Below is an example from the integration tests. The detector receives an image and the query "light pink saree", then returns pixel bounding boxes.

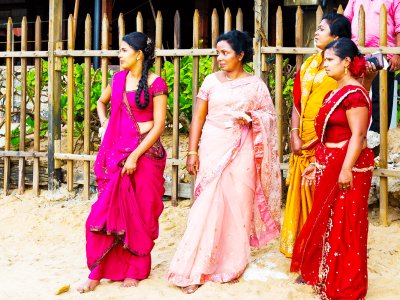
[167,73,281,286]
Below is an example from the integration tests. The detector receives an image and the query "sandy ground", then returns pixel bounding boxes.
[0,185,400,300]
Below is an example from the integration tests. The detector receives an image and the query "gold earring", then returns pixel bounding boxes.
[345,66,348,75]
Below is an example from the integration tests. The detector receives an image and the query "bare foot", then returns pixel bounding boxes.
[181,284,200,294]
[121,278,139,287]
[295,275,305,284]
[226,278,240,285]
[77,279,100,293]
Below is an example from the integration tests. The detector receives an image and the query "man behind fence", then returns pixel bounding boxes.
[344,0,400,135]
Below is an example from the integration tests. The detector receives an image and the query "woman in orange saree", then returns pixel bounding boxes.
[280,13,352,257]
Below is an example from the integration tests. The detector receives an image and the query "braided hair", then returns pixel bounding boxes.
[122,32,155,109]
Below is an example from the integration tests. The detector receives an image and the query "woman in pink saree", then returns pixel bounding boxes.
[78,32,168,292]
[167,30,282,294]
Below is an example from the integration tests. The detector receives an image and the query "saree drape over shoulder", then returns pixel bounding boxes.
[291,85,374,300]
[85,70,168,281]
[167,73,281,287]
[280,53,337,257]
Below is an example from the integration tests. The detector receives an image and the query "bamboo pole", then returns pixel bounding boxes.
[224,7,232,33]
[73,0,80,47]
[155,11,163,75]
[358,5,365,47]
[18,16,28,194]
[118,13,125,50]
[171,10,181,207]
[83,14,92,201]
[295,6,303,72]
[136,12,143,33]
[275,6,283,161]
[379,4,388,226]
[33,16,42,196]
[3,17,13,196]
[67,15,75,192]
[236,8,243,31]
[316,6,323,30]
[211,9,219,72]
[101,14,109,90]
[253,0,268,77]
[48,0,63,190]
[190,9,200,204]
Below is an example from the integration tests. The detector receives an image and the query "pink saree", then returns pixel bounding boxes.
[167,73,281,287]
[85,70,167,281]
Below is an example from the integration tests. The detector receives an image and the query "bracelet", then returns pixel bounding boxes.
[187,151,198,156]
[309,162,316,166]
[290,127,299,132]
[100,118,108,126]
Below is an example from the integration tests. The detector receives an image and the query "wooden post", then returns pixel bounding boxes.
[171,11,181,207]
[236,8,243,31]
[83,14,92,200]
[101,14,109,90]
[190,9,200,204]
[211,9,219,72]
[136,12,143,33]
[48,0,63,190]
[3,17,13,196]
[18,17,28,194]
[33,16,42,196]
[295,6,303,72]
[118,13,125,50]
[67,15,75,192]
[316,6,323,30]
[253,0,268,78]
[224,8,231,33]
[337,4,344,14]
[358,5,365,47]
[155,11,163,75]
[275,6,283,161]
[379,4,388,226]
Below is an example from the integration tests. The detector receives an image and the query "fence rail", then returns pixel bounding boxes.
[0,3,399,225]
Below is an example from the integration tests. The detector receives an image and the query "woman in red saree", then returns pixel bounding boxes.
[78,32,168,292]
[291,38,375,299]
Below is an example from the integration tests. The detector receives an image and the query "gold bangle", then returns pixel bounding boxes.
[187,151,198,155]
[290,127,299,132]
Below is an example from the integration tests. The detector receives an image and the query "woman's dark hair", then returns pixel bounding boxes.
[325,37,360,61]
[122,32,155,109]
[216,30,253,64]
[322,12,351,38]
[325,37,366,77]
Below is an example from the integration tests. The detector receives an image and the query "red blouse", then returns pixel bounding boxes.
[324,89,370,143]
[125,77,168,122]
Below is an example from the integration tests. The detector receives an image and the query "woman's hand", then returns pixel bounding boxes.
[291,133,304,156]
[186,154,199,176]
[301,164,316,186]
[338,168,353,191]
[121,152,138,176]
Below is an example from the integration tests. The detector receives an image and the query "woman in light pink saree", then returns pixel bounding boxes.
[78,32,168,293]
[167,30,282,294]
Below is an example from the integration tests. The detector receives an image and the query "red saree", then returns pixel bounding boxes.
[290,85,374,299]
[85,70,167,281]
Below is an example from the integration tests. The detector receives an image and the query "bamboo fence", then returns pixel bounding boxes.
[0,2,399,226]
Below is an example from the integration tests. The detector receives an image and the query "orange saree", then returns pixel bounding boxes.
[280,53,337,257]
